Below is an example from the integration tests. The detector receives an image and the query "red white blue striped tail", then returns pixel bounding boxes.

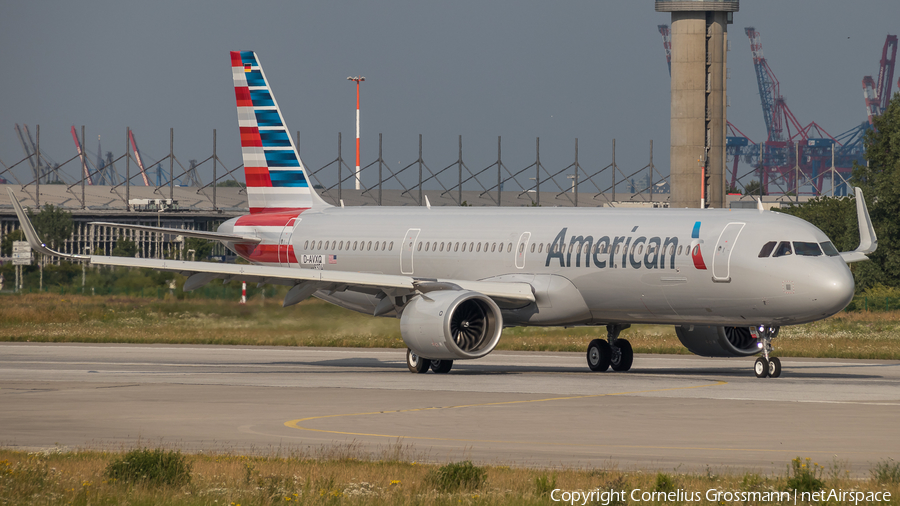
[231,51,331,214]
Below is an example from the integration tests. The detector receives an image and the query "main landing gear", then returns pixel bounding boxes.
[753,326,781,378]
[406,349,453,374]
[587,324,634,372]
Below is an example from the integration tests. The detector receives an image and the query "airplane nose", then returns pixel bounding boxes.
[815,262,855,314]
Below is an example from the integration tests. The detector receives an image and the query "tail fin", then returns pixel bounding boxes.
[231,51,331,213]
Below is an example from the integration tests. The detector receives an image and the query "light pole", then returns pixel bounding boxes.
[347,76,365,190]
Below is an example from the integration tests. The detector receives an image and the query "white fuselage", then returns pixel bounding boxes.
[220,206,854,327]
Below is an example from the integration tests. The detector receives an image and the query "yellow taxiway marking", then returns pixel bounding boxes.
[285,381,739,450]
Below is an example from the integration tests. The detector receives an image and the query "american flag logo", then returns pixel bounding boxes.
[328,254,338,264]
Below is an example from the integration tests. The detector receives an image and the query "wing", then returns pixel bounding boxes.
[7,188,534,309]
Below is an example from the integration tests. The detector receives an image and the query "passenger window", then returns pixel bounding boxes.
[491,243,497,252]
[353,241,358,251]
[758,241,777,258]
[538,243,543,253]
[637,245,643,255]
[417,242,422,251]
[821,241,840,257]
[317,241,322,249]
[455,243,459,252]
[772,241,793,257]
[476,242,482,252]
[389,241,393,251]
[507,243,512,253]
[303,240,309,249]
[439,242,444,252]
[793,242,822,256]
[469,243,474,252]
[338,241,343,250]
[530,243,535,253]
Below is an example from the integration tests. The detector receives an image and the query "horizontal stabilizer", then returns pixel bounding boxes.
[90,222,261,244]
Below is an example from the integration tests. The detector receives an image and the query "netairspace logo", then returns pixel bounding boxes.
[550,488,892,505]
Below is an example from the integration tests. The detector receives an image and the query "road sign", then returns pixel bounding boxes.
[12,241,31,265]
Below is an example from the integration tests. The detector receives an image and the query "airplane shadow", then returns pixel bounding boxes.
[256,357,895,381]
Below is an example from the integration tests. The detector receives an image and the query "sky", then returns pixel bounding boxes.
[1,1,898,193]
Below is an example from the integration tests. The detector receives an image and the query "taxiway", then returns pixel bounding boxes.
[1,343,898,474]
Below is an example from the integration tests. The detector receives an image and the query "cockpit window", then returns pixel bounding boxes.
[793,242,822,256]
[758,241,777,258]
[820,241,840,257]
[772,241,793,257]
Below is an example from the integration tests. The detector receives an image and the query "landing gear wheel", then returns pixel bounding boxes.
[610,339,633,372]
[406,349,429,374]
[754,357,769,378]
[431,359,453,374]
[587,339,611,372]
[768,357,781,378]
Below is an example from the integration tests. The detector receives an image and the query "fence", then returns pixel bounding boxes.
[2,126,670,209]
[308,134,668,207]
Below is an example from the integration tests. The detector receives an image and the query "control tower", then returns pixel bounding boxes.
[656,0,738,208]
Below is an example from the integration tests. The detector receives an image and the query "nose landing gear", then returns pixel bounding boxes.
[752,326,781,378]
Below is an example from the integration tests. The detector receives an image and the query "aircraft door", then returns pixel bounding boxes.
[400,228,420,275]
[278,218,297,267]
[515,232,531,269]
[712,222,745,282]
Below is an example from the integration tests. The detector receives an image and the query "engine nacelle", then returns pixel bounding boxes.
[675,325,761,357]
[400,290,503,360]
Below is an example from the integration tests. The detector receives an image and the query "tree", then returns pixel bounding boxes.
[851,91,900,289]
[1,229,25,256]
[216,179,244,188]
[185,238,216,261]
[112,235,138,258]
[29,204,73,251]
[742,180,765,196]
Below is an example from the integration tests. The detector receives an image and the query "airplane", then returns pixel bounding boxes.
[7,51,878,379]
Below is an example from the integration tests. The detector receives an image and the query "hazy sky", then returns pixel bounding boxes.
[2,1,897,192]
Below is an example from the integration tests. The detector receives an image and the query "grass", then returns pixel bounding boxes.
[1,447,898,505]
[2,293,900,359]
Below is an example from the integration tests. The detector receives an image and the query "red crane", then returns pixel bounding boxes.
[862,35,897,125]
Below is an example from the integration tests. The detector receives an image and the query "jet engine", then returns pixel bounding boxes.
[674,325,762,357]
[400,290,503,361]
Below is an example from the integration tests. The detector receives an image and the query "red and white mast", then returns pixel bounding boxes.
[347,76,365,190]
